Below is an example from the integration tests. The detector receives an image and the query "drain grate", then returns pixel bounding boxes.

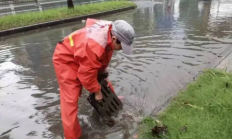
[87,79,123,121]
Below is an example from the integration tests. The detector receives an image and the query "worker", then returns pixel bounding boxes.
[52,18,135,139]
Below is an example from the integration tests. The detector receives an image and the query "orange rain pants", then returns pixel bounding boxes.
[52,18,115,139]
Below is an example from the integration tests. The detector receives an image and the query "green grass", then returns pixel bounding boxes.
[138,69,232,139]
[0,1,136,31]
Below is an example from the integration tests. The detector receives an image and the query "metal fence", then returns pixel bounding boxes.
[0,0,110,17]
[0,0,37,5]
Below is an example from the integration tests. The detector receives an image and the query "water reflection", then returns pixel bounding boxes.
[154,0,175,29]
[1,0,232,138]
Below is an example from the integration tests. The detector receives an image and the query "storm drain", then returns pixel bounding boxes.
[87,79,123,121]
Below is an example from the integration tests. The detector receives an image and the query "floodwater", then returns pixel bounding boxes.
[1,0,232,138]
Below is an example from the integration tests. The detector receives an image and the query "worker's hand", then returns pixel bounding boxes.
[104,77,111,87]
[104,77,115,93]
[95,90,103,102]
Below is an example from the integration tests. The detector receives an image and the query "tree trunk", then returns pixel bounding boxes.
[67,0,74,9]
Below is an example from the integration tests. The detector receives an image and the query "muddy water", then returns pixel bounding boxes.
[1,0,232,139]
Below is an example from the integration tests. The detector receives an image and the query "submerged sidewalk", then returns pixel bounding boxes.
[216,51,232,72]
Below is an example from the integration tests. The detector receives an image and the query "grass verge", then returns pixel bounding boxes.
[0,1,136,31]
[138,69,232,139]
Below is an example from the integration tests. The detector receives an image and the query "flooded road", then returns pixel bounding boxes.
[1,0,232,138]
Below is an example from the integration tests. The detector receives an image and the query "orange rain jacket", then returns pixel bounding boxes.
[53,18,115,139]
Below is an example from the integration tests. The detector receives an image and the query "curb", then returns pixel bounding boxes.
[208,44,232,69]
[0,6,136,37]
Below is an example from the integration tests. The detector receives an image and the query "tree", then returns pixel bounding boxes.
[67,0,74,9]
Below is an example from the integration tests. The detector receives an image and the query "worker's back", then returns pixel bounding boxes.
[53,18,114,73]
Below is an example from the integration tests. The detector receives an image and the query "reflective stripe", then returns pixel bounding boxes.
[69,35,74,47]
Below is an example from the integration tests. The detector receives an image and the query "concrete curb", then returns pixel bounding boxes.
[208,44,232,69]
[0,6,136,37]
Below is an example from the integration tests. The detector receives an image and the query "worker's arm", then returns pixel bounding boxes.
[98,68,115,93]
[99,67,108,74]
[75,45,102,93]
[97,50,115,93]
